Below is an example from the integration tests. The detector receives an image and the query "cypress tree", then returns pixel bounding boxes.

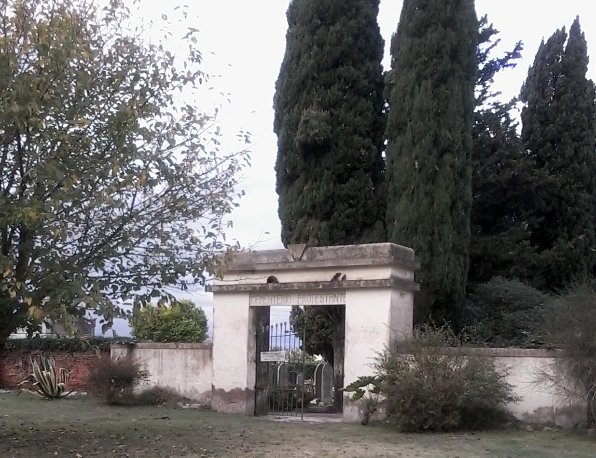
[520,18,596,290]
[274,0,386,247]
[273,0,385,410]
[385,0,478,322]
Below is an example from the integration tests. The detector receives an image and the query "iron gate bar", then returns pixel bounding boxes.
[255,321,307,419]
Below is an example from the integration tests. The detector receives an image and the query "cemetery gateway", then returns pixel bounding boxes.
[210,243,419,421]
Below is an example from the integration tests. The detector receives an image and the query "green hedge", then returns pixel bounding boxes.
[3,336,133,353]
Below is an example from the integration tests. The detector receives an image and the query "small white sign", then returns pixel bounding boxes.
[260,351,287,362]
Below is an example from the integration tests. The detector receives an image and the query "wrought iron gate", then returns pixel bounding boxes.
[255,322,309,418]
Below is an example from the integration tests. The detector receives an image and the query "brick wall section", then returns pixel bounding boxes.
[0,349,109,391]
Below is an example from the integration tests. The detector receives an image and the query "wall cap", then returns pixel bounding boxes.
[111,342,213,350]
[394,346,562,358]
[222,243,420,273]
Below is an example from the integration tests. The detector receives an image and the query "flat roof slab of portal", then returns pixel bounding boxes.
[224,243,420,272]
[211,278,419,294]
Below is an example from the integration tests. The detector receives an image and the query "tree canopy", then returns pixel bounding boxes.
[0,0,248,344]
[385,0,478,322]
[520,17,596,291]
[274,0,386,247]
[468,18,535,285]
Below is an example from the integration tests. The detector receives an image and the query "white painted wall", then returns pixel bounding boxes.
[111,343,212,405]
[211,292,255,414]
[491,351,585,427]
[109,343,586,427]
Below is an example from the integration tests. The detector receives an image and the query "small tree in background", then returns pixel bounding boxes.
[541,283,596,428]
[131,300,208,343]
[459,278,548,348]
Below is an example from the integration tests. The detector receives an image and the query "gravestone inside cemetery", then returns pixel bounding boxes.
[314,363,324,401]
[321,363,334,406]
[277,363,288,388]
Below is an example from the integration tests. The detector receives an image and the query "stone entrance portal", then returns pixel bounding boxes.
[211,243,418,421]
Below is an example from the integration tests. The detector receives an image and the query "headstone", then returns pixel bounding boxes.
[321,363,333,405]
[296,373,304,385]
[277,362,289,388]
[314,363,324,399]
[288,371,298,385]
[269,365,277,385]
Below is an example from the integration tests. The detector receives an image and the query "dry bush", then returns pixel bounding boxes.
[87,357,148,405]
[541,283,596,427]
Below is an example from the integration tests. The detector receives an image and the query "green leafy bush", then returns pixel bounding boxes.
[87,357,148,405]
[541,283,596,427]
[19,355,71,399]
[130,300,208,343]
[460,277,549,347]
[376,325,518,432]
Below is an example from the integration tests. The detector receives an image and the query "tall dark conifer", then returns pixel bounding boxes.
[385,0,478,322]
[469,19,535,285]
[274,0,385,247]
[273,0,385,410]
[520,18,596,290]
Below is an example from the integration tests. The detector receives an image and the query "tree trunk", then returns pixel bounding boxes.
[0,296,26,348]
[332,307,345,412]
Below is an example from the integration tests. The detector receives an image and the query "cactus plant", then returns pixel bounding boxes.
[19,355,72,399]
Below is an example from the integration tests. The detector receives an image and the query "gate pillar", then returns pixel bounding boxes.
[211,292,266,414]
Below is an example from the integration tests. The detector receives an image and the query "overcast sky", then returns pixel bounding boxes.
[107,0,596,336]
[192,0,596,254]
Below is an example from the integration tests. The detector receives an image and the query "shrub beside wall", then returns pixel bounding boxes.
[374,325,519,431]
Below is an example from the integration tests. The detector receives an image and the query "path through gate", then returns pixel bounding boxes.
[255,322,310,418]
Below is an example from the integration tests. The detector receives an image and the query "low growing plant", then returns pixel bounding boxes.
[344,375,382,425]
[19,355,72,399]
[87,357,148,405]
[375,324,518,432]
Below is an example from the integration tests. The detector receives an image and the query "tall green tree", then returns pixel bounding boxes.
[385,0,478,322]
[0,0,248,345]
[274,0,385,409]
[520,17,596,291]
[469,19,536,285]
[274,0,386,246]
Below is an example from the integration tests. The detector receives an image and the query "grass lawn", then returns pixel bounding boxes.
[0,392,594,457]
